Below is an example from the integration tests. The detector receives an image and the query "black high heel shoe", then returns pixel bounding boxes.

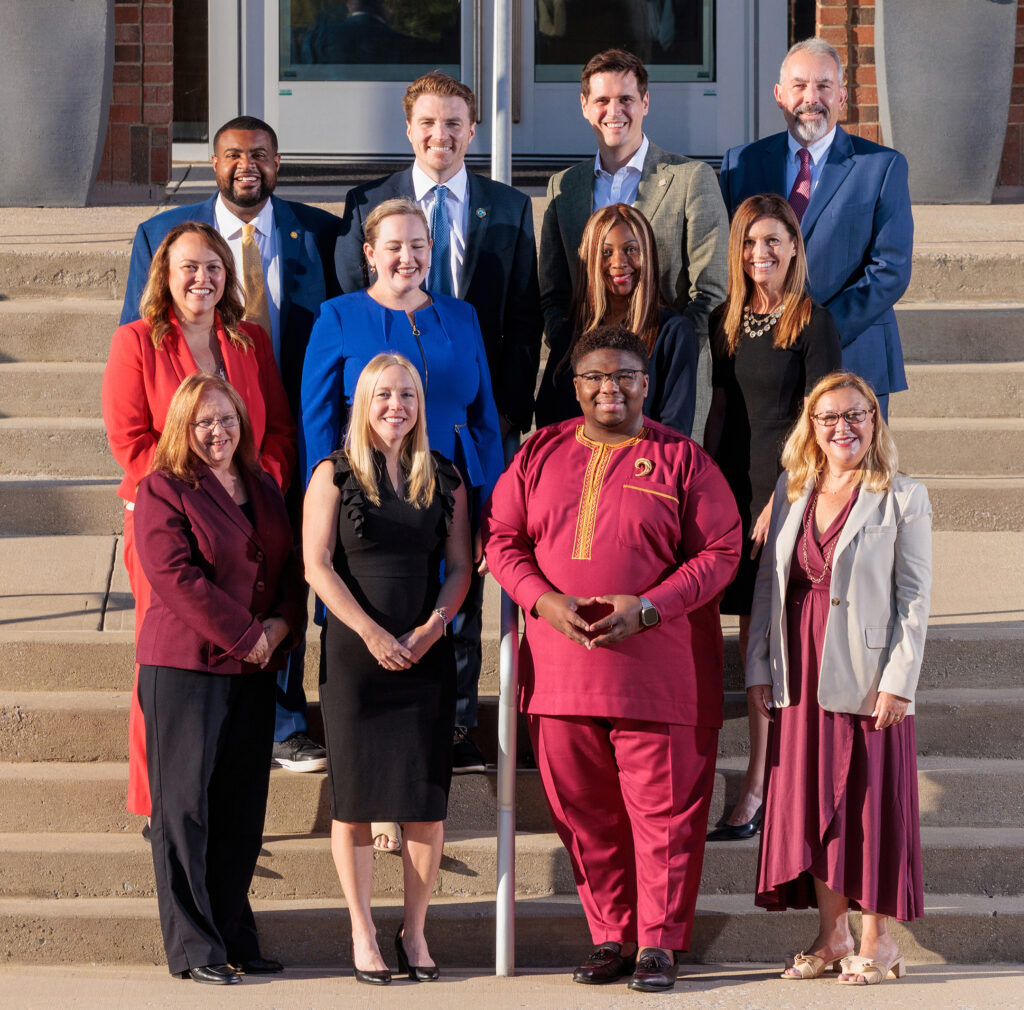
[351,945,391,986]
[706,804,763,841]
[395,924,440,982]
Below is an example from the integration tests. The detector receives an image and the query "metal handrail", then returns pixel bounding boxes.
[494,589,519,975]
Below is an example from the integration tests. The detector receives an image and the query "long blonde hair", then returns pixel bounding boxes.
[138,222,251,353]
[717,194,813,356]
[152,373,258,486]
[570,203,662,355]
[344,353,435,508]
[781,371,898,501]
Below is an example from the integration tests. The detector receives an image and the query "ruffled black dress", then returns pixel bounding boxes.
[319,449,461,822]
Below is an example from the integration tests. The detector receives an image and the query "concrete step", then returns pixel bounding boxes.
[895,363,1024,418]
[0,252,128,300]
[906,249,1024,303]
[896,302,1024,364]
[0,418,116,477]
[0,362,104,418]
[2,755,1018,839]
[0,478,123,536]
[3,472,1022,539]
[5,687,1022,764]
[1,892,1021,966]
[3,826,1022,902]
[0,298,118,364]
[3,414,1021,482]
[889,417,1024,475]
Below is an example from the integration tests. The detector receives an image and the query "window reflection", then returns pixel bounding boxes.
[536,0,714,82]
[281,0,460,82]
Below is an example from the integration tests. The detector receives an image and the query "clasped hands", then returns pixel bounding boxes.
[244,615,290,668]
[363,612,446,671]
[534,591,643,649]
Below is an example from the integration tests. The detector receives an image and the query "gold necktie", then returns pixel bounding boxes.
[241,223,272,337]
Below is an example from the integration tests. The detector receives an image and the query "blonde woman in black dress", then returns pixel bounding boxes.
[303,352,472,985]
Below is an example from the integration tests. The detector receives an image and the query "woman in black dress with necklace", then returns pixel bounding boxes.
[704,194,841,841]
[303,352,472,985]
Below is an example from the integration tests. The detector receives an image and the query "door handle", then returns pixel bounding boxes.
[473,0,484,123]
[512,0,521,123]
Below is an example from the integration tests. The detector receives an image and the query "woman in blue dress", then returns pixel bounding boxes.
[300,197,503,504]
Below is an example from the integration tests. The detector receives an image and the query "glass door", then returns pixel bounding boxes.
[257,0,784,159]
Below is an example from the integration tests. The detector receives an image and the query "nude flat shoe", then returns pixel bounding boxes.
[371,821,402,853]
[781,949,851,979]
[836,953,906,985]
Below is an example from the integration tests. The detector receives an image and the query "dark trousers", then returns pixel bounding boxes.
[139,664,275,975]
[274,646,309,741]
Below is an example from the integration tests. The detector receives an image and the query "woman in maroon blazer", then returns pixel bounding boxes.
[133,373,305,985]
[102,221,295,818]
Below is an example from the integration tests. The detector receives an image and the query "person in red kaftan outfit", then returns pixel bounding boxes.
[483,324,741,993]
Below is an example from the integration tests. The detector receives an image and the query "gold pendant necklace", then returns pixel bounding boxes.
[742,303,785,338]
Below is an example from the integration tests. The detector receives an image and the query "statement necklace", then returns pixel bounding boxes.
[800,489,837,584]
[742,303,785,338]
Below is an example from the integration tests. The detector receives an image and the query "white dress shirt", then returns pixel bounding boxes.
[412,163,469,295]
[784,126,837,201]
[593,135,650,210]
[214,195,282,361]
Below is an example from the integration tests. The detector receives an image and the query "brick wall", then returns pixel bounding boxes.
[816,0,1024,187]
[94,0,173,192]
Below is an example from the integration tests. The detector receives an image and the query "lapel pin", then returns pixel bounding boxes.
[289,231,298,239]
[476,207,487,218]
[658,179,667,187]
[634,458,654,477]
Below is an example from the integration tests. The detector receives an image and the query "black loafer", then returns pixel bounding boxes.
[628,948,678,992]
[572,942,637,984]
[232,956,283,974]
[178,963,241,985]
[706,805,763,841]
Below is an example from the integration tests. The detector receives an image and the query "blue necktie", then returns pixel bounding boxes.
[428,184,452,296]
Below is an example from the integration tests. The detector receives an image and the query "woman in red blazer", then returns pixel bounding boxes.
[101,222,295,818]
[134,373,305,985]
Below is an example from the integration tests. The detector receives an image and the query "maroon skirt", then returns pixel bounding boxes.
[755,490,924,921]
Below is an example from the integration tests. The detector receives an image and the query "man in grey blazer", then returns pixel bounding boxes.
[538,49,729,444]
[335,72,543,773]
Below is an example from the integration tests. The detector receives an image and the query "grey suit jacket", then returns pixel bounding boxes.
[747,472,932,715]
[539,141,729,443]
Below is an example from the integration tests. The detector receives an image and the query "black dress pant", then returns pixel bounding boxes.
[139,664,275,975]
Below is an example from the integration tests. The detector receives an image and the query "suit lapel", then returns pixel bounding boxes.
[562,162,596,266]
[634,143,672,223]
[460,172,489,298]
[196,467,256,541]
[271,195,300,334]
[762,132,790,200]
[801,127,855,238]
[774,485,811,585]
[832,483,882,564]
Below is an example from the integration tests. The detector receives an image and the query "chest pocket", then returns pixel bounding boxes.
[617,481,681,552]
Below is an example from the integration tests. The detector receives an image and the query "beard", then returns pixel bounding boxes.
[223,173,274,208]
[789,103,831,144]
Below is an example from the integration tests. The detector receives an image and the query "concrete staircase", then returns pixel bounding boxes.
[1,201,1023,969]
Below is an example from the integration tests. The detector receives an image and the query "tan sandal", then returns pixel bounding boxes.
[371,821,402,853]
[781,950,850,979]
[837,953,906,985]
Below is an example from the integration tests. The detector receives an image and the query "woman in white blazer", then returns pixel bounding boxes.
[747,371,931,987]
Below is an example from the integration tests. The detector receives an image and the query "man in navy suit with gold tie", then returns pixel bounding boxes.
[719,38,913,421]
[335,72,543,775]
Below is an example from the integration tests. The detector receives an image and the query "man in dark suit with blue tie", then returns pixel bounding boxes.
[120,115,343,773]
[719,38,913,420]
[336,72,543,774]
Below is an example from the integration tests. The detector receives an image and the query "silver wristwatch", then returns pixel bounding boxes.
[639,596,660,629]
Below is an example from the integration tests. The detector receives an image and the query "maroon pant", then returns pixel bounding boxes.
[528,713,717,951]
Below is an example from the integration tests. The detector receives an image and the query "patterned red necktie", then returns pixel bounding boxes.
[788,147,812,222]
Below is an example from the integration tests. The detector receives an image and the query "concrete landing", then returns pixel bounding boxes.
[1,962,1021,1010]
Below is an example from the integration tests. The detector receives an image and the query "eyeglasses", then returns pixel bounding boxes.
[191,413,239,432]
[810,407,875,427]
[573,369,647,389]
